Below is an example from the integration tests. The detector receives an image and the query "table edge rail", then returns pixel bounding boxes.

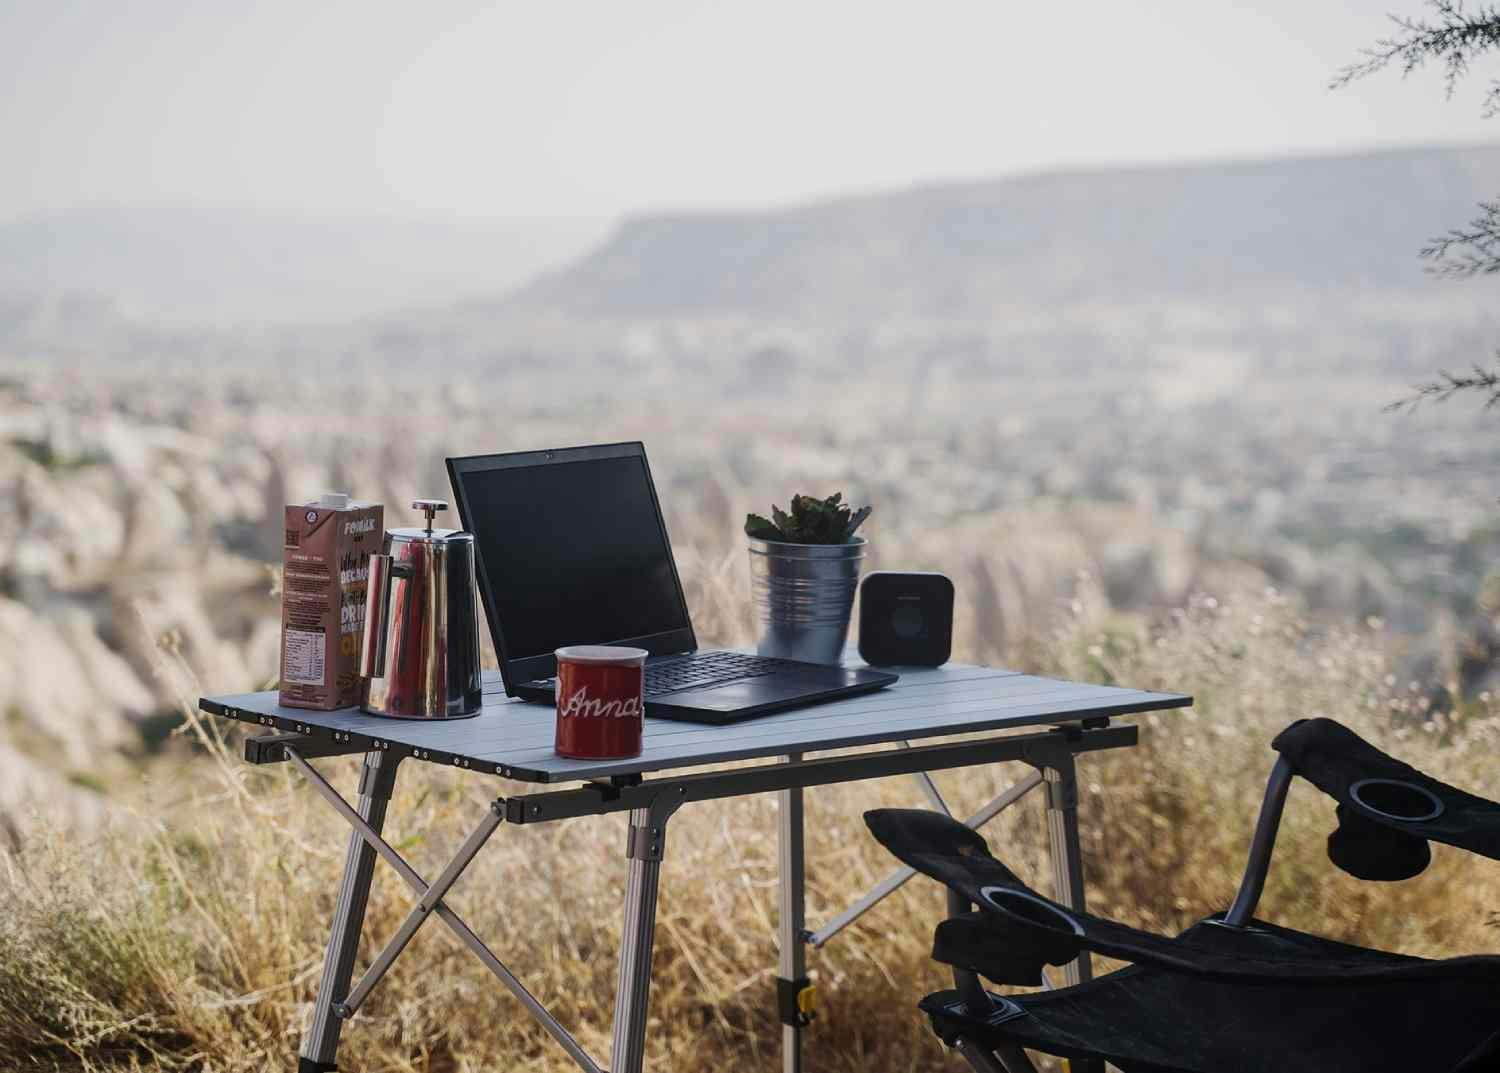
[200,691,1189,785]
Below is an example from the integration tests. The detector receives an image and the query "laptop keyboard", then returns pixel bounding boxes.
[528,651,800,697]
[644,652,797,696]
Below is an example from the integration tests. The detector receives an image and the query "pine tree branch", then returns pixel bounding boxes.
[1421,199,1500,275]
[1338,4,1500,417]
[1336,6,1500,275]
[1332,1,1500,115]
[1386,355,1500,410]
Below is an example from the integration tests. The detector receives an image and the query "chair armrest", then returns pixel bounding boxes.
[864,807,1496,986]
[1273,718,1500,878]
[933,910,1076,986]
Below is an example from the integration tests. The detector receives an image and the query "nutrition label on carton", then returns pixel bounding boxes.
[280,498,383,709]
[283,627,327,686]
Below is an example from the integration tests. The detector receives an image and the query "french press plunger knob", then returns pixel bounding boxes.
[412,498,448,533]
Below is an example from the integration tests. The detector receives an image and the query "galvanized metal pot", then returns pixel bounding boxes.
[749,536,866,665]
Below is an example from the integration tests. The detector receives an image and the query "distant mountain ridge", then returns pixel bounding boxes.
[508,144,1500,320]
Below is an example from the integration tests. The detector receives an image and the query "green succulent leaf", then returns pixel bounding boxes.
[744,513,785,541]
[748,492,872,544]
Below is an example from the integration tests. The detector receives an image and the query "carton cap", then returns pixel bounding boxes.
[318,492,350,508]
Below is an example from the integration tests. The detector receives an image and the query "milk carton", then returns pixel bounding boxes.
[279,493,384,710]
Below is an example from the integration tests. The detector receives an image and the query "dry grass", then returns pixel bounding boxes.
[3,577,1500,1072]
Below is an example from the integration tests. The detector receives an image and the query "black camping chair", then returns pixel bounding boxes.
[865,718,1500,1073]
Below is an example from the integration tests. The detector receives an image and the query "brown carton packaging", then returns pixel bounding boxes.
[280,494,384,710]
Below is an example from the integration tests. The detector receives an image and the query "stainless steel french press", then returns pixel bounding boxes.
[358,499,482,719]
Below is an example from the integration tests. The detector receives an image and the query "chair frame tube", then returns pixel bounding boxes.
[1223,756,1294,927]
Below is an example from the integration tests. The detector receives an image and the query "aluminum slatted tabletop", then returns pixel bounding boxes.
[201,662,1190,1073]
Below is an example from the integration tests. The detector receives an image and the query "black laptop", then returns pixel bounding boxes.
[446,442,898,724]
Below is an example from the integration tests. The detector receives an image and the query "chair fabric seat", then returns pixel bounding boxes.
[922,917,1500,1073]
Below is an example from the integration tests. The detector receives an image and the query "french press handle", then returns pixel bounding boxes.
[412,499,448,532]
[359,552,392,680]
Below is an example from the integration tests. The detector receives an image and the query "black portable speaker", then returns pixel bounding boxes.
[858,571,954,667]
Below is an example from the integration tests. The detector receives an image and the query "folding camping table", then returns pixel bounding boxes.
[200,662,1189,1073]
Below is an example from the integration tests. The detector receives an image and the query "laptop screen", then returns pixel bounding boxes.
[452,448,692,668]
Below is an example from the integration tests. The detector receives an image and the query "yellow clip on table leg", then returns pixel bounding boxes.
[797,984,818,1021]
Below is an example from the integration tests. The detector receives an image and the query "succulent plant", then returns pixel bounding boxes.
[745,492,871,545]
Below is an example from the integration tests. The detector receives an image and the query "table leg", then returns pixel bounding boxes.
[1041,749,1091,986]
[299,749,402,1073]
[777,754,807,1073]
[1044,750,1109,1073]
[611,807,665,1073]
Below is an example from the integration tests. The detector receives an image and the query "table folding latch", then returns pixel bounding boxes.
[587,773,644,802]
[244,732,364,766]
[626,819,668,861]
[776,975,817,1027]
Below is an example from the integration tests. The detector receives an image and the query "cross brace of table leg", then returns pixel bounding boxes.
[900,742,956,818]
[284,748,606,1073]
[804,769,1045,948]
[338,799,505,1016]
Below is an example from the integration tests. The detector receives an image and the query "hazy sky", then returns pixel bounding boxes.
[3,0,1497,231]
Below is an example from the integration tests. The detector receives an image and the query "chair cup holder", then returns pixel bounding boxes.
[980,886,1086,936]
[1349,778,1444,823]
[1327,800,1432,881]
[968,885,1086,982]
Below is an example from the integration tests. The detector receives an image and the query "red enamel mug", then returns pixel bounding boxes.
[554,645,649,759]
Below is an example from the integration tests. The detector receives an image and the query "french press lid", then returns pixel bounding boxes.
[388,499,473,545]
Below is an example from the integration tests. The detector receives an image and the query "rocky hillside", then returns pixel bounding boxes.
[507,144,1500,319]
